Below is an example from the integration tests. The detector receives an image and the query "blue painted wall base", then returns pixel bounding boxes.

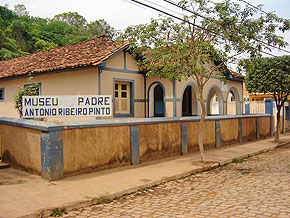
[181,123,188,155]
[41,131,63,181]
[215,120,221,148]
[130,126,140,165]
[238,119,243,143]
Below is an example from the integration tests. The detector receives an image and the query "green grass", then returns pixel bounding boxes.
[51,208,67,217]
[232,158,245,163]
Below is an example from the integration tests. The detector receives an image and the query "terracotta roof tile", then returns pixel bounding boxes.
[0,36,129,79]
[228,68,244,79]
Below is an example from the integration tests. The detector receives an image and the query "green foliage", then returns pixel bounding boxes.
[117,0,289,161]
[0,5,116,61]
[51,208,67,217]
[14,4,29,17]
[87,19,116,39]
[52,12,87,28]
[242,55,290,141]
[13,77,40,118]
[243,56,290,97]
[232,158,244,163]
[119,1,289,85]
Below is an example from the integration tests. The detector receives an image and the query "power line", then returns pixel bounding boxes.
[129,0,206,32]
[123,0,161,16]
[163,0,290,55]
[144,0,185,18]
[128,0,276,57]
[163,0,206,19]
[238,0,269,15]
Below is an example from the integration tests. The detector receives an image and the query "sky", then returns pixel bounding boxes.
[1,0,290,57]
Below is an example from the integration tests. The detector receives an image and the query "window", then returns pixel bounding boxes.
[24,83,41,95]
[115,81,130,114]
[0,88,4,102]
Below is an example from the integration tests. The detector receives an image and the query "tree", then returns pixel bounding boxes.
[87,19,116,39]
[52,12,87,29]
[118,0,289,161]
[242,55,290,142]
[14,4,29,17]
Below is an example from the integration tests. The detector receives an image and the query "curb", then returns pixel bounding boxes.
[20,141,290,218]
[22,163,219,218]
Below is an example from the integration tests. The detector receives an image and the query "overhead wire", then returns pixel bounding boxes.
[238,0,269,15]
[123,0,161,16]
[128,0,277,57]
[162,0,290,55]
[144,0,185,18]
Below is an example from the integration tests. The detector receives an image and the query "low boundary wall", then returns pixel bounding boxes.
[0,114,272,181]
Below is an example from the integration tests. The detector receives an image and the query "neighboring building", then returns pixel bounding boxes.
[0,36,244,121]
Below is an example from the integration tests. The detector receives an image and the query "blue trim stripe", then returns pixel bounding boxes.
[0,114,272,131]
[102,67,142,74]
[144,74,147,118]
[104,45,130,63]
[270,116,274,137]
[256,118,260,139]
[130,126,140,165]
[181,123,188,155]
[134,99,146,102]
[173,80,176,117]
[215,120,221,147]
[238,119,243,143]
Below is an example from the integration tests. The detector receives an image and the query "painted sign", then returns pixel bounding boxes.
[22,95,112,118]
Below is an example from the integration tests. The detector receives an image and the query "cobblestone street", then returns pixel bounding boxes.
[57,144,290,218]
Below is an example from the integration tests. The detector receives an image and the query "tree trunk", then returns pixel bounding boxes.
[198,98,206,162]
[275,108,281,142]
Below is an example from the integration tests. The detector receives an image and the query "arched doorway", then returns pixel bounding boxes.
[207,85,224,115]
[226,87,241,115]
[148,82,166,117]
[181,83,200,116]
[154,85,165,117]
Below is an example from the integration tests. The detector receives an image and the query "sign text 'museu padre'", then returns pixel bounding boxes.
[22,95,112,118]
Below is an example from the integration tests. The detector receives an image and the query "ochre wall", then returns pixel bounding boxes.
[0,115,272,178]
[187,120,215,152]
[101,70,145,118]
[259,116,270,138]
[62,126,131,176]
[242,117,257,141]
[138,122,182,163]
[220,119,239,145]
[0,124,41,174]
[0,68,99,121]
[0,48,244,121]
[0,51,146,120]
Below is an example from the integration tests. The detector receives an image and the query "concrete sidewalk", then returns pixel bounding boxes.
[1,134,290,218]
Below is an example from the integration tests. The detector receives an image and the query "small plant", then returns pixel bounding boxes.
[51,208,67,217]
[232,158,244,163]
[13,77,39,118]
[96,198,113,204]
